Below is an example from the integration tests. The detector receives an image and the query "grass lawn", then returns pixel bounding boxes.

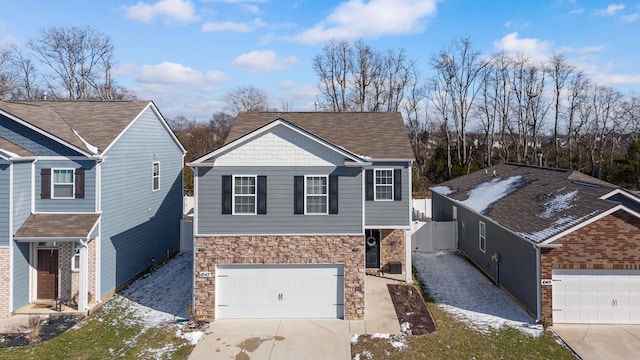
[0,300,194,360]
[352,284,576,360]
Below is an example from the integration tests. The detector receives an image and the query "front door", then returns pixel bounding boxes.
[37,249,58,299]
[365,229,380,268]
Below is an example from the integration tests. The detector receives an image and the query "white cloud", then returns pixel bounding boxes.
[493,32,553,61]
[230,50,298,73]
[605,3,625,15]
[136,62,229,84]
[293,0,438,44]
[621,13,640,22]
[201,18,266,32]
[569,7,585,15]
[592,73,640,85]
[124,0,199,24]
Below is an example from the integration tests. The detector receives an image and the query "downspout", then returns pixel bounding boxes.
[405,161,413,282]
[534,243,542,322]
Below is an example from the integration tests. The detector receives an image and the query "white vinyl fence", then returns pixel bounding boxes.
[411,221,457,252]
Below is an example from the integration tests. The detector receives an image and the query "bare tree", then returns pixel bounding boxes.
[28,26,118,100]
[547,54,574,167]
[0,44,17,99]
[224,86,270,115]
[313,39,352,111]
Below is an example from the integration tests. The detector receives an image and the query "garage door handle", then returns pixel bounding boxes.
[278,293,283,301]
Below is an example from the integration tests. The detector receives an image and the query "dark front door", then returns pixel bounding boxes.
[37,249,58,299]
[365,229,380,268]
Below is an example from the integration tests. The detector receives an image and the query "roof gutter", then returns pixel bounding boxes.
[13,236,89,243]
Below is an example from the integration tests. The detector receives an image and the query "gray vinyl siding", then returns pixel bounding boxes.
[0,115,81,156]
[99,107,183,298]
[35,160,96,212]
[12,162,32,232]
[364,162,410,227]
[607,192,640,213]
[197,166,362,235]
[12,241,30,310]
[0,164,8,246]
[433,192,538,317]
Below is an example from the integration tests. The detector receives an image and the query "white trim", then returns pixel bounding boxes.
[373,168,394,201]
[599,188,640,203]
[539,204,640,245]
[194,167,199,239]
[304,175,329,215]
[31,160,36,213]
[34,156,102,161]
[479,221,486,253]
[72,242,81,271]
[152,161,160,192]
[362,169,366,235]
[96,159,102,212]
[232,175,257,215]
[8,163,14,312]
[195,232,365,237]
[0,109,93,157]
[95,234,101,301]
[189,119,367,165]
[364,225,412,230]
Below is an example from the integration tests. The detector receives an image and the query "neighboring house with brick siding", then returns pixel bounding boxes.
[188,112,415,321]
[0,100,185,319]
[431,163,640,326]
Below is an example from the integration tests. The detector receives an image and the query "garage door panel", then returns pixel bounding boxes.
[553,270,640,324]
[216,264,345,319]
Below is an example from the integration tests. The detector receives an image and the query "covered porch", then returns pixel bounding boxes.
[13,213,101,314]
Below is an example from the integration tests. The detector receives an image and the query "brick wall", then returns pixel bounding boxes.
[58,242,73,302]
[540,210,640,325]
[380,229,405,273]
[194,235,365,322]
[0,247,10,318]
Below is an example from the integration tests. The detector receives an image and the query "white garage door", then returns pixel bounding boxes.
[216,264,345,319]
[552,270,640,324]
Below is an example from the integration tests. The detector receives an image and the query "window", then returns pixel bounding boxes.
[152,162,160,191]
[305,176,328,214]
[479,221,486,253]
[375,169,394,200]
[52,169,74,198]
[72,242,81,270]
[233,176,256,214]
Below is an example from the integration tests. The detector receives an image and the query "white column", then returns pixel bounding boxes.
[78,241,89,311]
[405,229,412,283]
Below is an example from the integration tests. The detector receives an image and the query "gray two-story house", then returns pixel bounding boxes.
[0,100,185,318]
[189,112,414,321]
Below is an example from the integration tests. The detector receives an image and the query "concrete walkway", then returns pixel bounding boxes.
[188,275,403,360]
[553,324,640,360]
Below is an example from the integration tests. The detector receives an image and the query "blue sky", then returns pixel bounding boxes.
[1,0,638,121]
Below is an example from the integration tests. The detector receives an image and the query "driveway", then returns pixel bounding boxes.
[553,324,640,360]
[189,275,402,360]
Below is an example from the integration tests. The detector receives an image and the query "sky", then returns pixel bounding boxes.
[1,0,639,121]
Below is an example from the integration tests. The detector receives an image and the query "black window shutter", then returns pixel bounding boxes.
[394,169,402,201]
[365,169,374,201]
[41,168,51,199]
[257,175,267,215]
[329,175,338,214]
[293,176,304,214]
[221,175,232,214]
[75,168,85,199]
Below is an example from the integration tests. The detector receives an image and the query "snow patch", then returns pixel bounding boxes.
[350,334,359,344]
[431,186,453,195]
[539,190,578,218]
[519,211,598,243]
[72,129,99,154]
[459,176,523,214]
[371,333,390,339]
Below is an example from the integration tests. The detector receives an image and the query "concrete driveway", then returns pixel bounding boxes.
[553,324,640,360]
[188,275,402,360]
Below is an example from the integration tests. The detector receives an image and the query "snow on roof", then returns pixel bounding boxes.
[431,186,453,195]
[538,190,577,219]
[459,176,523,214]
[518,211,599,243]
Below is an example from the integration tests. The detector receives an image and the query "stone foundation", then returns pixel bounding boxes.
[0,247,10,318]
[380,229,406,273]
[194,235,365,322]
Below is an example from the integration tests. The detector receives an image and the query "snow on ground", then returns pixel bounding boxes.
[98,251,203,346]
[413,250,543,337]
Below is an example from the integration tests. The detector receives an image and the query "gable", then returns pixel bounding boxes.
[215,124,347,166]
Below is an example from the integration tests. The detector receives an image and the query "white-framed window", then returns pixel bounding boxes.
[152,162,160,191]
[52,168,74,199]
[305,175,328,214]
[479,221,486,253]
[233,175,256,214]
[374,168,394,200]
[72,242,81,270]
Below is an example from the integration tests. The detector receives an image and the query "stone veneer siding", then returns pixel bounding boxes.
[540,210,640,326]
[380,229,405,273]
[58,239,98,306]
[194,235,365,322]
[0,247,10,318]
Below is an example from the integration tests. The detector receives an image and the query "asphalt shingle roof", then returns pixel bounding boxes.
[225,112,415,160]
[0,136,33,157]
[0,100,151,154]
[14,213,101,239]
[432,163,623,243]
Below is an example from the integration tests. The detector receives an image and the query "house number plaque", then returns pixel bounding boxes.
[199,271,212,278]
[541,279,553,286]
